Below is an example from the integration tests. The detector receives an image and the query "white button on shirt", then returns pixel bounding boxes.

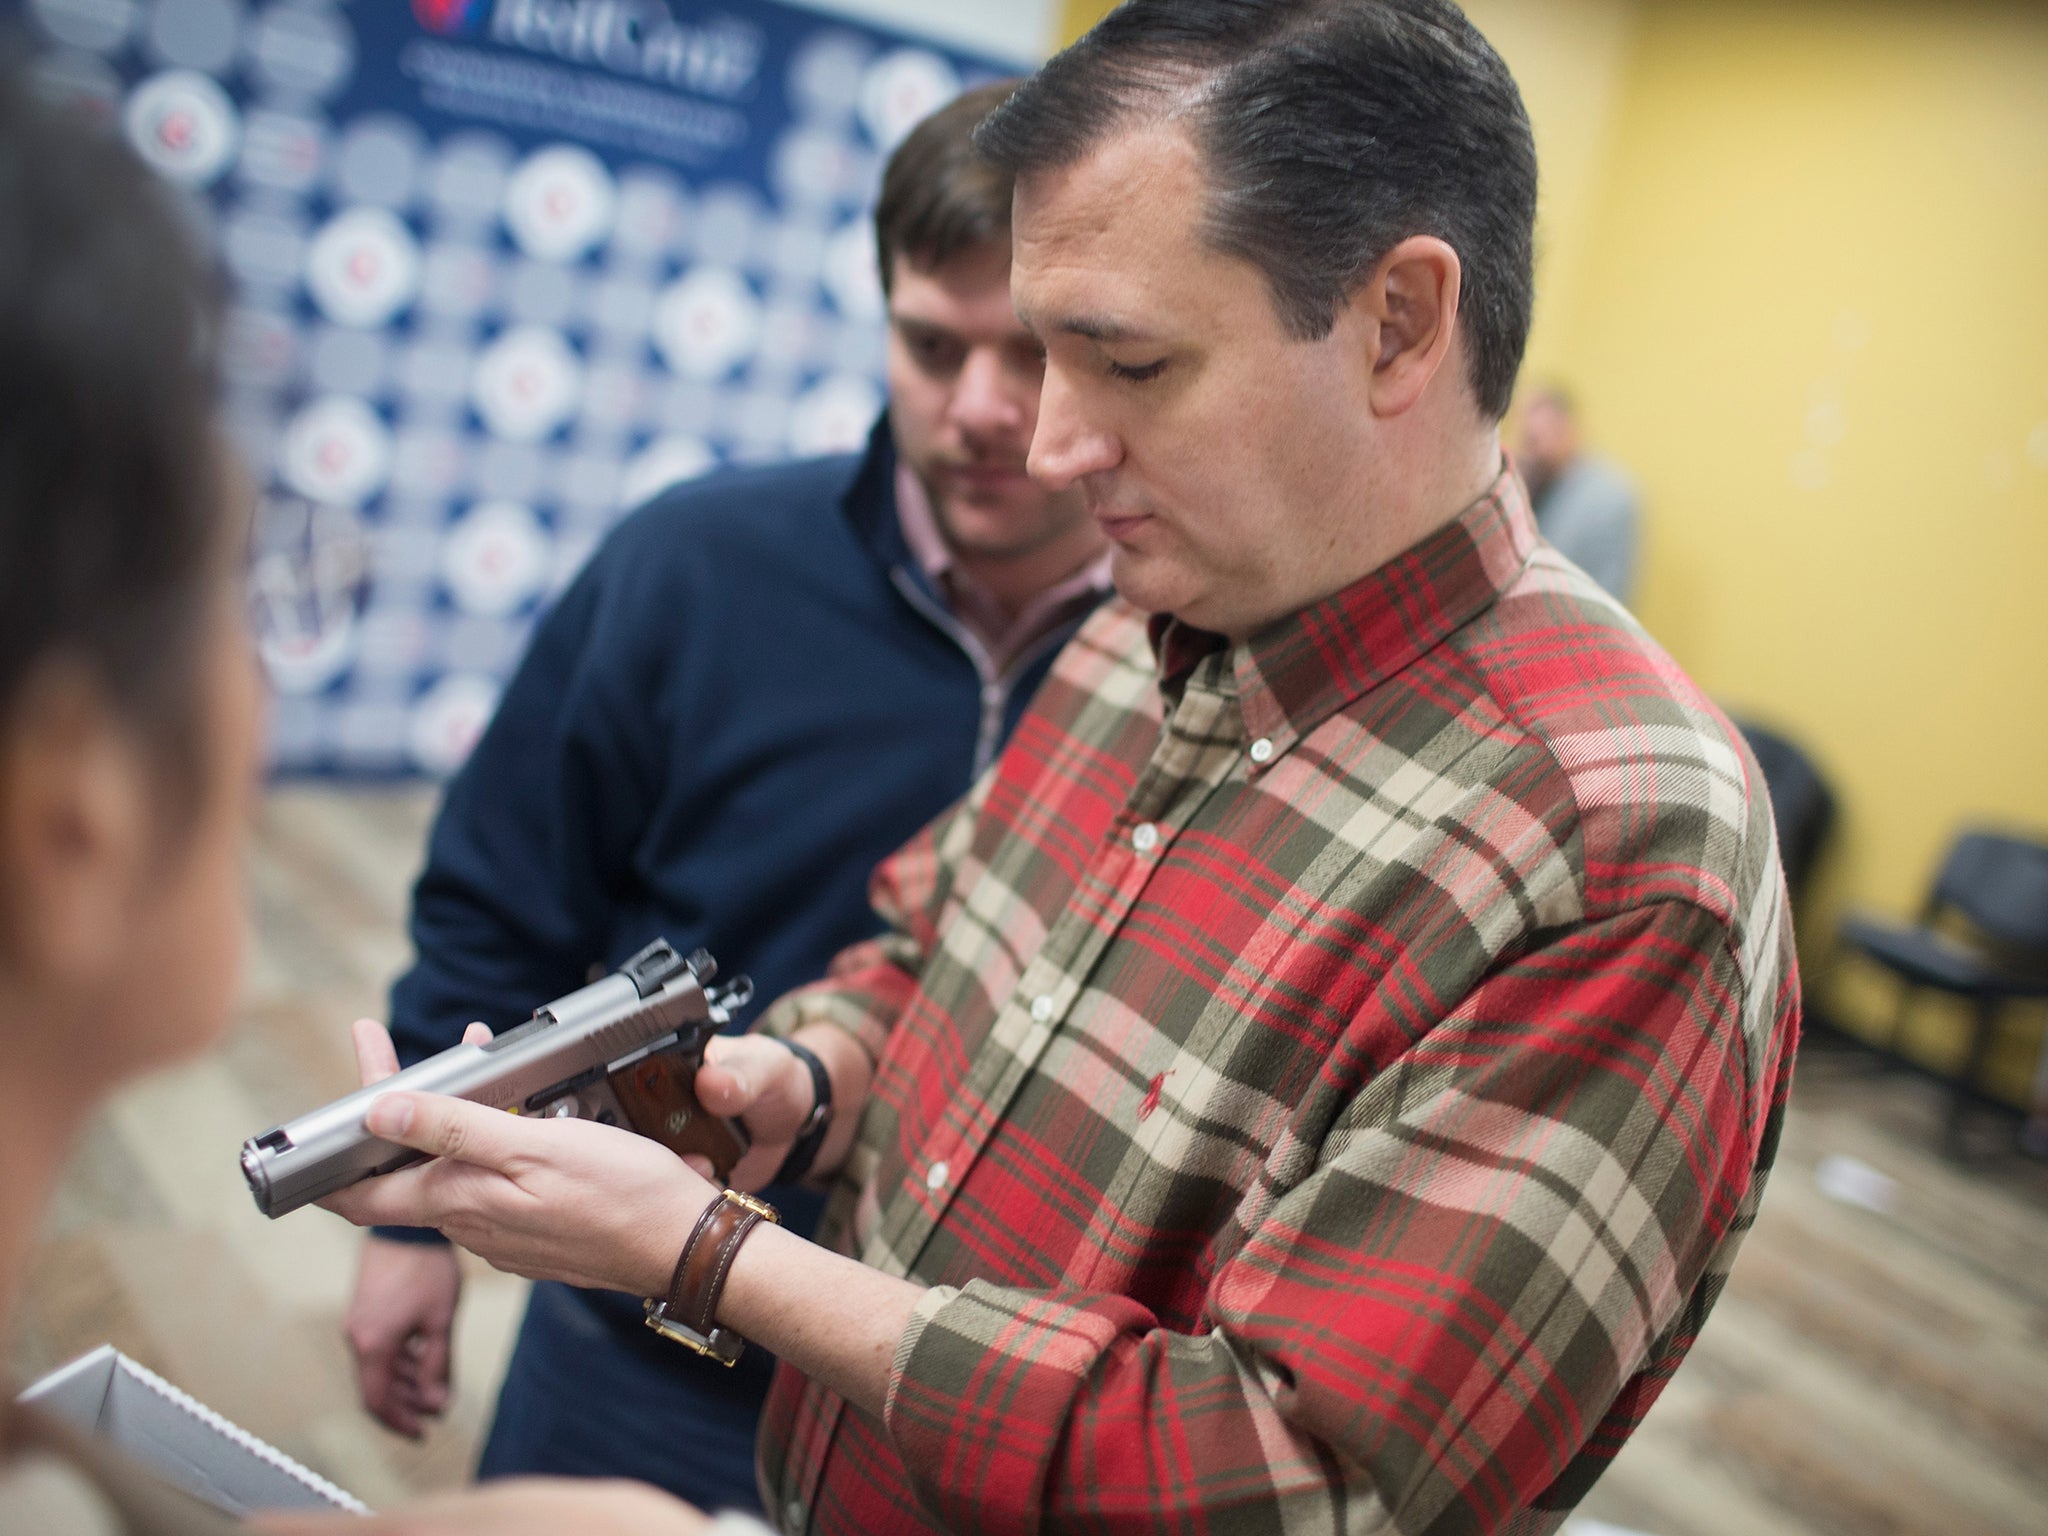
[926,1160,950,1193]
[1132,822,1160,853]
[1249,737,1275,764]
[1030,994,1054,1023]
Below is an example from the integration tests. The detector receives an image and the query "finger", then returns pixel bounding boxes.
[319,1157,445,1229]
[351,1018,403,1087]
[360,1348,423,1438]
[364,1091,529,1169]
[415,1319,454,1414]
[461,1020,494,1047]
[349,1337,400,1429]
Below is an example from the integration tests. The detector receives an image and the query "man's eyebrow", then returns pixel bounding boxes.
[1059,314,1150,344]
[1016,310,1152,345]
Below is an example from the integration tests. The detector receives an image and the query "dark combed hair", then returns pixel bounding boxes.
[874,78,1020,294]
[0,58,225,773]
[976,0,1538,420]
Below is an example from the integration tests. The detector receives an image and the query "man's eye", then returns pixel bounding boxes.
[1107,358,1167,383]
[905,333,964,372]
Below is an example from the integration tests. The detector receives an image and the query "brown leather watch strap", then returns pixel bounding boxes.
[644,1190,778,1364]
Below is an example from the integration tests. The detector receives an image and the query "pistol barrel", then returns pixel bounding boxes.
[240,941,720,1218]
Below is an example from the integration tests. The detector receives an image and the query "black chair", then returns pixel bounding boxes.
[1838,829,2048,1148]
[1732,717,1836,905]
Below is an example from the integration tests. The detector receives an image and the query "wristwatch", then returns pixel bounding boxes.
[771,1038,834,1187]
[644,1188,779,1365]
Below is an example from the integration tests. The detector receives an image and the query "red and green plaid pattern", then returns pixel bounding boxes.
[757,471,1799,1536]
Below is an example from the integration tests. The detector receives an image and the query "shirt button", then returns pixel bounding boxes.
[1030,994,1054,1023]
[926,1160,950,1193]
[1132,821,1160,853]
[1249,737,1275,764]
[785,1499,804,1532]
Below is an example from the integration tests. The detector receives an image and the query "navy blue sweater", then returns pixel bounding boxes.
[390,424,1086,1066]
[387,423,1094,1282]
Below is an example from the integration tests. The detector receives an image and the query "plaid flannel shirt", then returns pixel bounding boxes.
[756,469,1799,1536]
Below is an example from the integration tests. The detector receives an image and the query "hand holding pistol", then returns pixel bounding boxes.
[240,939,752,1219]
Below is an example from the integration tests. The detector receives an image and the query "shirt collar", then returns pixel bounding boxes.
[1148,466,1537,756]
[894,461,957,587]
[896,461,1116,677]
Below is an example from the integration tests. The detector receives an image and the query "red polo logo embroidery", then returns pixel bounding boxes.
[1139,1073,1169,1121]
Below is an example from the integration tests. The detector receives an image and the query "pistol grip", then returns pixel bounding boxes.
[608,1051,749,1183]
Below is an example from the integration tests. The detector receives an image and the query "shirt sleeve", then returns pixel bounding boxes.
[757,777,987,1067]
[880,897,1780,1536]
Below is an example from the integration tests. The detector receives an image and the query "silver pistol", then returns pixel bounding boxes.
[240,939,752,1219]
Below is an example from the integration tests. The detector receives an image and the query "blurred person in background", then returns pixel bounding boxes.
[1516,384,1639,603]
[342,80,1109,1516]
[0,59,256,1533]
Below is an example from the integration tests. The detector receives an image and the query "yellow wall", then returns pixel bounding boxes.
[1053,1,2048,1096]
[1550,1,2048,1091]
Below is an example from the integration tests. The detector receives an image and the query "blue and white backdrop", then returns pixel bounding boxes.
[3,0,1005,774]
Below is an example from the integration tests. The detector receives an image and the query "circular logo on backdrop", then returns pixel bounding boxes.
[31,50,125,118]
[858,49,960,151]
[409,673,501,775]
[824,220,885,320]
[239,108,326,193]
[612,169,686,259]
[441,501,552,617]
[505,144,617,263]
[146,0,243,75]
[334,114,426,209]
[773,127,865,209]
[619,437,717,509]
[786,30,871,125]
[653,269,761,381]
[248,496,368,695]
[30,0,137,54]
[281,396,392,506]
[789,374,883,458]
[123,69,239,184]
[248,0,356,100]
[307,207,421,327]
[472,326,582,442]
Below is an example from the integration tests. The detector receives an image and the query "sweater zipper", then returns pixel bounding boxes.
[888,566,1021,779]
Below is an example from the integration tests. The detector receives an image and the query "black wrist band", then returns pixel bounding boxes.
[770,1038,834,1187]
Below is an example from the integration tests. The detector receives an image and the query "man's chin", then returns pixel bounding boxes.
[1105,547,1188,616]
[935,498,1060,558]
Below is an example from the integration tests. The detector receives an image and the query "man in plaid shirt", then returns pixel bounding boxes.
[321,4,1800,1535]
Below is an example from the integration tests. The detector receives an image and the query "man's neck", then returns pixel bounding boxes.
[1216,423,1505,645]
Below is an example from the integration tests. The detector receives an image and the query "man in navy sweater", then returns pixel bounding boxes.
[343,82,1109,1514]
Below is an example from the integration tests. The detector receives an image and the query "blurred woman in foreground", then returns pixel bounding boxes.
[0,54,262,1531]
[0,65,717,1535]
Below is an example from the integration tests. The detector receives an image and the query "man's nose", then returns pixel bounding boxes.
[1027,370,1119,491]
[948,347,1026,438]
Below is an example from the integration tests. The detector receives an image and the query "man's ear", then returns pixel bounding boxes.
[1353,235,1463,418]
[0,659,152,991]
